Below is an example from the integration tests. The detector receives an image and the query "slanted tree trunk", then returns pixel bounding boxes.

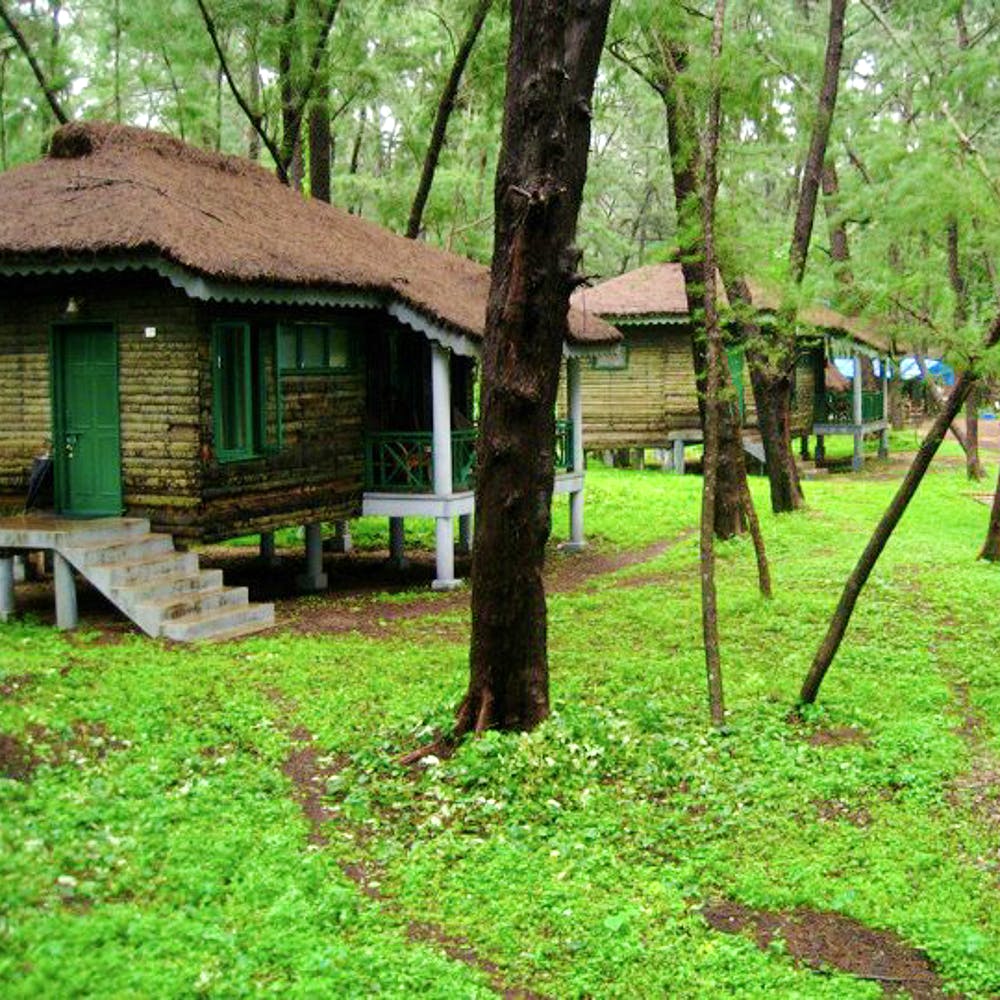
[979,463,1000,562]
[406,0,493,239]
[458,0,611,737]
[801,311,1000,705]
[0,0,69,124]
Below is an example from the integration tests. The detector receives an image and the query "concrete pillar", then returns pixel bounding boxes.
[561,357,586,552]
[852,352,864,472]
[12,554,25,583]
[0,554,14,622]
[259,531,280,567]
[325,520,353,554]
[655,448,673,472]
[388,517,407,569]
[879,356,890,459]
[431,342,460,591]
[457,514,472,556]
[673,438,685,474]
[53,551,78,631]
[815,434,826,463]
[297,522,328,592]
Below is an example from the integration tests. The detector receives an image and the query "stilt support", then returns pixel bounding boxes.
[297,522,328,592]
[53,551,78,631]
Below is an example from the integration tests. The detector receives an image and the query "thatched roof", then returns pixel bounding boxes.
[743,279,890,354]
[0,122,618,348]
[572,262,690,320]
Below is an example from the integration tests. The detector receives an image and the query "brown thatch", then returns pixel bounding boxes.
[744,278,890,354]
[0,122,618,347]
[573,262,690,319]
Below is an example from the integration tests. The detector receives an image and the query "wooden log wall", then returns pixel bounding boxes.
[196,303,365,543]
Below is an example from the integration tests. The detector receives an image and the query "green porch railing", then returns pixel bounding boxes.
[364,420,575,492]
[814,390,884,425]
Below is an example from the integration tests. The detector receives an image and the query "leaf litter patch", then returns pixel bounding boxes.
[702,900,957,999]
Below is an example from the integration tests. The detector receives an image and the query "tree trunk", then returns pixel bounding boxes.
[699,0,729,729]
[801,311,1000,705]
[459,0,611,737]
[406,0,493,239]
[750,0,845,515]
[309,99,331,202]
[979,461,1000,562]
[662,41,746,540]
[821,159,852,290]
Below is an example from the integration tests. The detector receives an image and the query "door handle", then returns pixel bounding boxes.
[65,433,79,459]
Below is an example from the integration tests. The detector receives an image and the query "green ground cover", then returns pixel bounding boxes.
[3,454,1000,997]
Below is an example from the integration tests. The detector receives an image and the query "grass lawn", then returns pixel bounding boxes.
[3,448,1000,997]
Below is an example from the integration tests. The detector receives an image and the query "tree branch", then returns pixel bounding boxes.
[0,0,68,123]
[194,0,286,179]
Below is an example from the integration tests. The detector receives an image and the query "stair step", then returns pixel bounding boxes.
[160,602,275,642]
[64,532,175,567]
[98,551,199,587]
[119,569,225,604]
[53,518,151,547]
[138,585,249,623]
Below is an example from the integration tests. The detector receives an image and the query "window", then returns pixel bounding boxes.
[212,322,282,462]
[279,322,356,373]
[591,344,629,371]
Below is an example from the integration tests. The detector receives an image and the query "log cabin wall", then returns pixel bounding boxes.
[791,348,819,436]
[196,303,367,543]
[0,272,203,524]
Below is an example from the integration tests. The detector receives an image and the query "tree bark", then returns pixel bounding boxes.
[406,0,493,239]
[460,0,611,737]
[801,311,1000,705]
[821,159,852,289]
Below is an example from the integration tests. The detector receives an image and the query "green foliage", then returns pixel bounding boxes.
[4,459,1000,995]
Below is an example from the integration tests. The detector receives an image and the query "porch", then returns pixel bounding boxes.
[812,350,890,472]
[360,340,588,590]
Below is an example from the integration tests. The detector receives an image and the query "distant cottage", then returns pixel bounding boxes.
[0,123,619,636]
[568,263,892,473]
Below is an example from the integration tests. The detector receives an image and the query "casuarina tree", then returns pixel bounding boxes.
[457,0,612,736]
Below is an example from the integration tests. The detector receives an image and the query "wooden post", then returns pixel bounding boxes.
[388,517,407,568]
[297,522,328,592]
[53,551,78,630]
[327,520,353,553]
[0,554,14,622]
[431,342,459,590]
[852,351,864,472]
[879,356,890,458]
[457,514,472,555]
[259,531,280,567]
[673,438,685,474]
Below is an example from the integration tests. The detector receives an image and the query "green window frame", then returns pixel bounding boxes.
[279,321,357,374]
[212,322,283,463]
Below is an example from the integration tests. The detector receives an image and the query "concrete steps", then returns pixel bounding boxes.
[57,521,273,642]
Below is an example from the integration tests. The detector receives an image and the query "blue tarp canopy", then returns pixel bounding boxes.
[898,357,955,384]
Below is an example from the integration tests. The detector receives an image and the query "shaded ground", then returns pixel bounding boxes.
[702,900,956,999]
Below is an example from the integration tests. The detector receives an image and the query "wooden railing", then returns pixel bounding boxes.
[814,390,884,425]
[364,420,575,492]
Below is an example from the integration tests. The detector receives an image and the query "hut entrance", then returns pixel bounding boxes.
[52,323,123,516]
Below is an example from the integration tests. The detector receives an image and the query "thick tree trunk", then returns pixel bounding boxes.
[309,100,331,202]
[406,0,493,239]
[747,350,803,513]
[801,312,1000,705]
[459,0,611,737]
[821,159,852,289]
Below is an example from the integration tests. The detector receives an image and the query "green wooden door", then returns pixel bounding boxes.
[726,345,746,422]
[53,324,122,516]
